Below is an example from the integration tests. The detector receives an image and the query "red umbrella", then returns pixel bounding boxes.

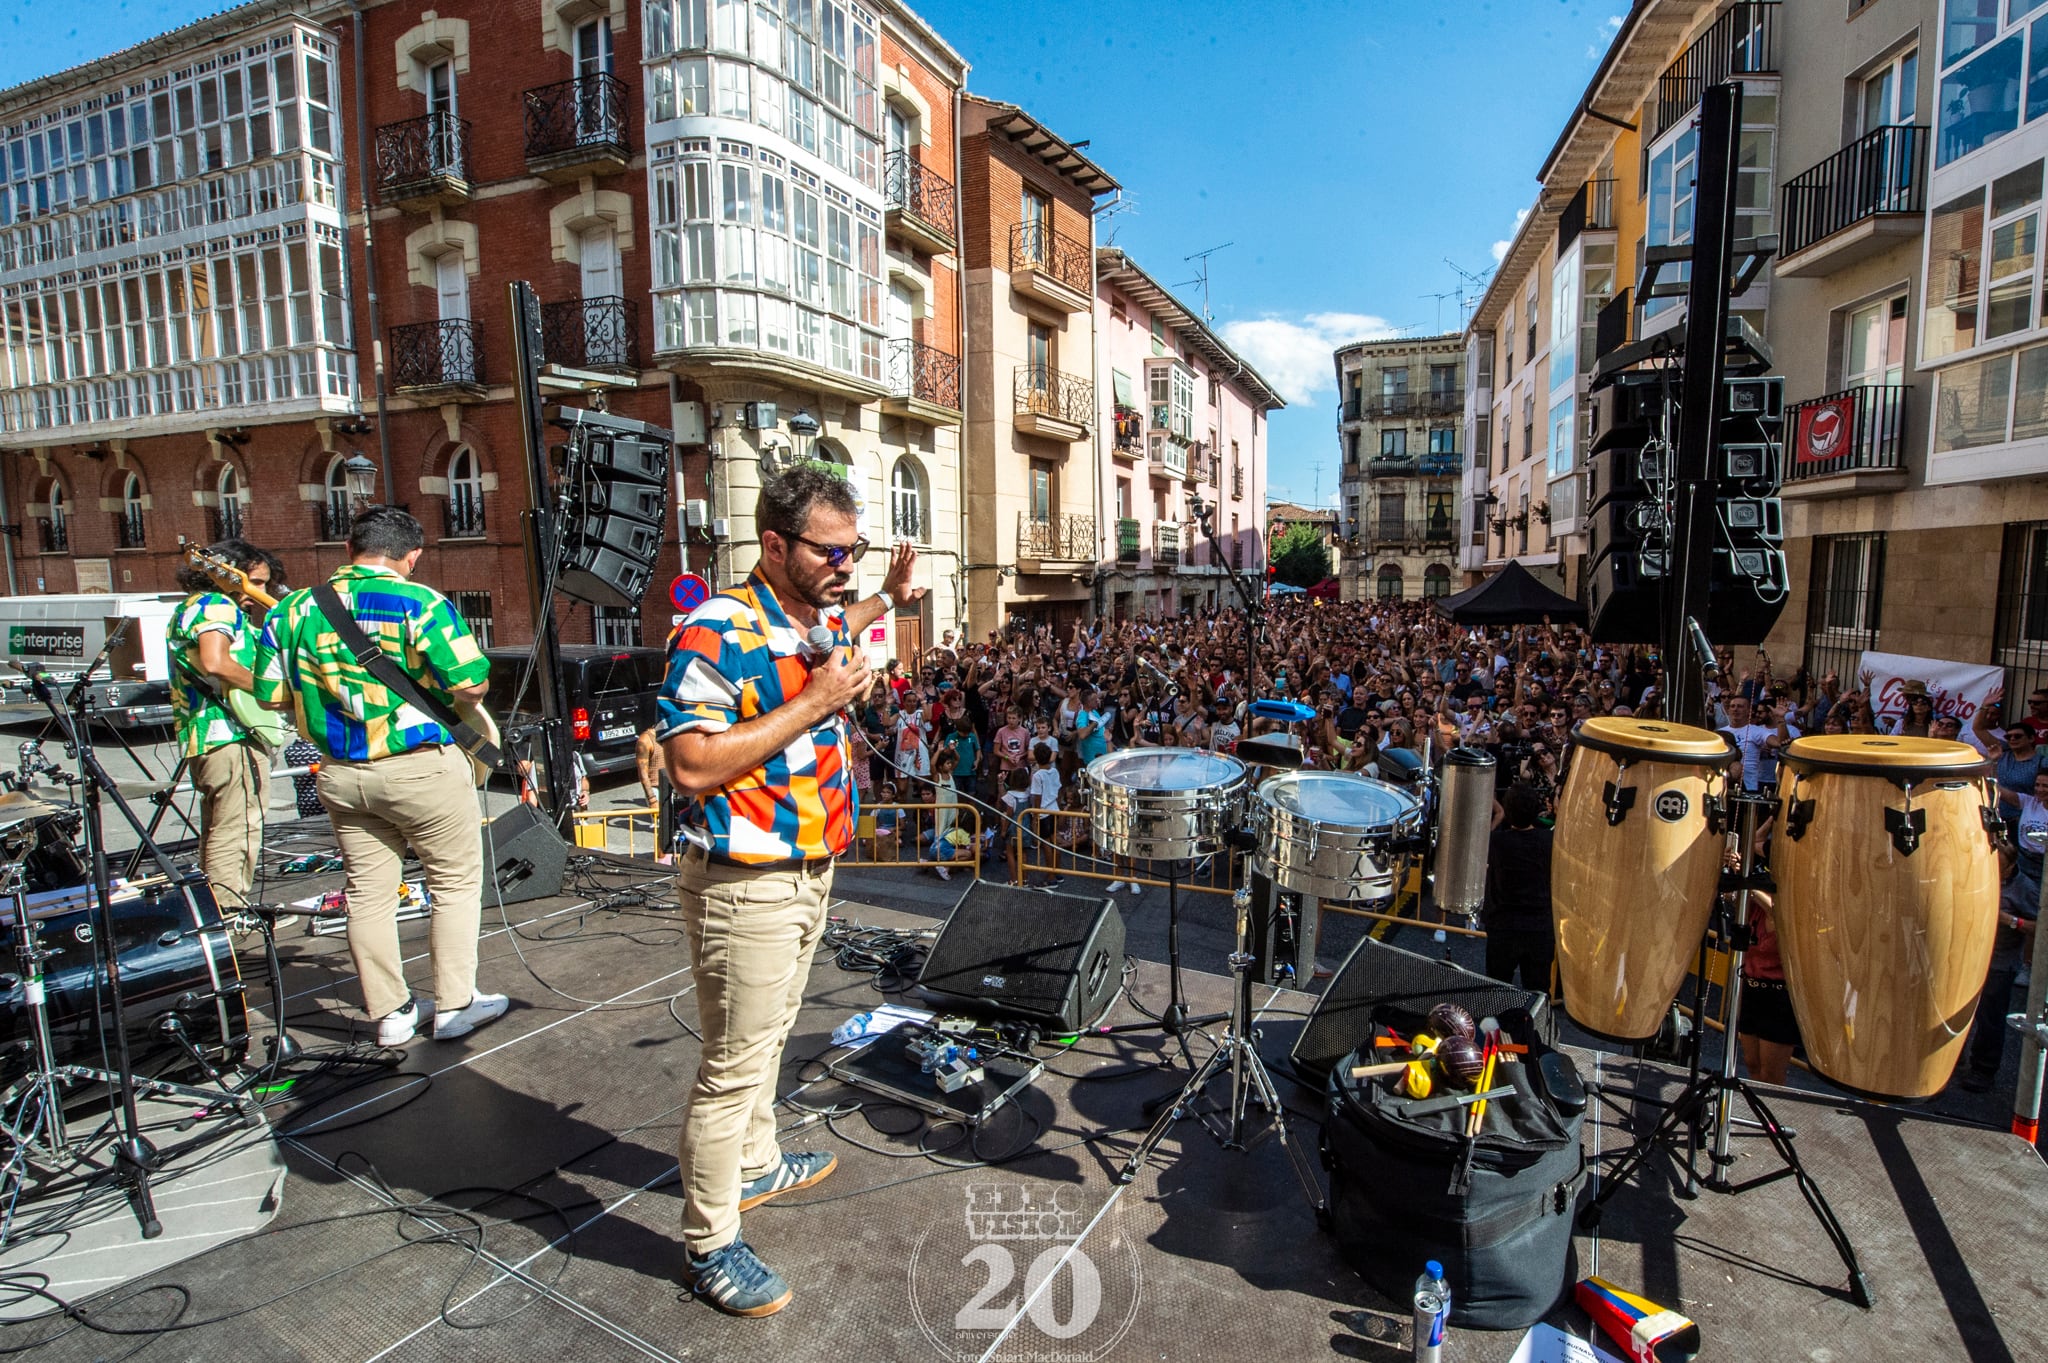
[1306,577,1341,600]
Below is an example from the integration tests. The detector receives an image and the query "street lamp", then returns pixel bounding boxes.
[786,408,820,467]
[342,450,380,509]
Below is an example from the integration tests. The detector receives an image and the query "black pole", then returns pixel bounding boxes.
[507,282,576,826]
[1665,82,1743,730]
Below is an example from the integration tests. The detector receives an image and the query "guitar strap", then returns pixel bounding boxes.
[312,582,504,772]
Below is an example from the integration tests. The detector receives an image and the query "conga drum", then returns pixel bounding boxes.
[1773,736,2000,1100]
[1552,718,1735,1042]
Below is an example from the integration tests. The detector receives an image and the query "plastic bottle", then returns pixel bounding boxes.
[831,1012,874,1047]
[1412,1260,1449,1363]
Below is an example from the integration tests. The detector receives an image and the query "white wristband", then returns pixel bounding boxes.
[874,590,896,614]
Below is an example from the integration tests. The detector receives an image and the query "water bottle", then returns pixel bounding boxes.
[1412,1260,1449,1363]
[831,1011,874,1047]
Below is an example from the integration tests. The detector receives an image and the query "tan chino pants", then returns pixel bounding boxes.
[192,741,268,909]
[318,743,485,1022]
[675,847,833,1255]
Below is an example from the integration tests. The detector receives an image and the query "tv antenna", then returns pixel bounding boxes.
[1443,258,1495,327]
[1180,241,1233,324]
[1421,289,1461,331]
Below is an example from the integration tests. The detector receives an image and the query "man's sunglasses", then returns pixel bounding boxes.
[784,531,870,567]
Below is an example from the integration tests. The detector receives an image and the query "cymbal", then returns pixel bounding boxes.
[0,793,65,830]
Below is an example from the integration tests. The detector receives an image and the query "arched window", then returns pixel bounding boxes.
[890,458,925,542]
[216,464,244,540]
[41,483,67,553]
[117,474,146,549]
[446,447,485,538]
[322,459,351,541]
[1423,564,1452,599]
[1376,563,1403,599]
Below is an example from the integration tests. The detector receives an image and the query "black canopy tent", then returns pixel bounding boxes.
[1434,561,1586,625]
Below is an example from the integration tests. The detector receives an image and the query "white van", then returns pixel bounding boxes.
[0,592,185,729]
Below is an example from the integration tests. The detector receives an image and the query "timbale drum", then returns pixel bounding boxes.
[1551,718,1735,1042]
[1249,770,1425,903]
[1773,735,1999,1101]
[1085,747,1247,863]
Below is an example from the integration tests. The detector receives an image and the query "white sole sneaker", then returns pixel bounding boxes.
[432,992,509,1040]
[376,997,435,1046]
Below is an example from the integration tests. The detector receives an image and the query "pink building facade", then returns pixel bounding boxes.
[1093,248,1279,620]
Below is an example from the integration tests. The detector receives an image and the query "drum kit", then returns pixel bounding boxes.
[1555,717,2002,1309]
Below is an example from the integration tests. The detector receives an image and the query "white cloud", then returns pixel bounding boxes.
[1219,312,1401,406]
[1586,13,1625,60]
[1490,207,1532,265]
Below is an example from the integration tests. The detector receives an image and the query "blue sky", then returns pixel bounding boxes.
[1,0,1628,508]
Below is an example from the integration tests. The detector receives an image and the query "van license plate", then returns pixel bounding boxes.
[599,724,636,741]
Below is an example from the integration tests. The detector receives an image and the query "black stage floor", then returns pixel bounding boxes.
[6,847,2047,1362]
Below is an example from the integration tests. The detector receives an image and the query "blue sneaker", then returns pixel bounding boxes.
[686,1239,792,1317]
[738,1150,838,1210]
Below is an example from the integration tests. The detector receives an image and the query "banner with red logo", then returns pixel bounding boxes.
[1794,394,1856,463]
[1856,650,2003,752]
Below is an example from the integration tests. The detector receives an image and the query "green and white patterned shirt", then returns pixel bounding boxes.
[168,591,259,758]
[253,564,489,762]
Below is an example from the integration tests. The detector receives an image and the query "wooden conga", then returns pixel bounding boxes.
[1773,735,2000,1100]
[1552,718,1735,1042]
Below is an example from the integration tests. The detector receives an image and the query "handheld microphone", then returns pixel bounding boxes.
[1685,616,1719,680]
[805,624,837,661]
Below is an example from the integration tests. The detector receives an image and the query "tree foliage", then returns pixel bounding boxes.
[1271,522,1332,588]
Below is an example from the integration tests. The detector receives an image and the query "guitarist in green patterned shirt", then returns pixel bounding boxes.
[169,538,279,911]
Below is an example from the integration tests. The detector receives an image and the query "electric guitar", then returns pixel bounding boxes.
[179,540,501,783]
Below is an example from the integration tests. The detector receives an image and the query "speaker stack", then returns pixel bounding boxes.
[550,406,674,610]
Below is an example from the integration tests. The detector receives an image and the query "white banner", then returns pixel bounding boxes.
[1855,649,2004,738]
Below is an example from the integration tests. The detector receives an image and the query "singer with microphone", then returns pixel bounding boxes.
[658,466,922,1317]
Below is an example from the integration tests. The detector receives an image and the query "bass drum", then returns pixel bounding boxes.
[1551,718,1734,1043]
[1773,735,1999,1101]
[0,878,247,1091]
[1085,747,1247,862]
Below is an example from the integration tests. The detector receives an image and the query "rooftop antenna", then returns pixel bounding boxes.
[1443,257,1495,327]
[1310,459,1325,508]
[1182,241,1233,324]
[1421,288,1461,331]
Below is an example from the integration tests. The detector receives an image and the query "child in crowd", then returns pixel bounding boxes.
[1001,768,1033,886]
[872,782,902,862]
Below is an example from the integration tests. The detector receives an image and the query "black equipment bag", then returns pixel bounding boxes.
[1321,1012,1585,1331]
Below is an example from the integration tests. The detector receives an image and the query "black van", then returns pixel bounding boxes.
[483,645,669,778]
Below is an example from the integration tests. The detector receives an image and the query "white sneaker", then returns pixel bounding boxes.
[935,865,952,880]
[1107,881,1126,893]
[376,997,434,1046]
[432,992,509,1040]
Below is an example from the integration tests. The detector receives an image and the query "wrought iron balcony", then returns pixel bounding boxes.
[884,338,961,415]
[890,499,930,543]
[542,296,639,375]
[207,503,246,542]
[1423,389,1464,416]
[114,507,145,549]
[883,151,956,253]
[1153,521,1182,567]
[1419,452,1461,477]
[1017,511,1095,563]
[1784,385,1909,489]
[375,111,472,207]
[1113,404,1144,453]
[1009,223,1091,310]
[523,73,630,180]
[1014,364,1094,439]
[1655,2,1777,139]
[36,517,66,554]
[1778,125,1927,270]
[316,501,352,542]
[1366,392,1414,418]
[1340,396,1363,423]
[391,319,485,392]
[1117,518,1141,564]
[1368,452,1419,474]
[444,492,486,539]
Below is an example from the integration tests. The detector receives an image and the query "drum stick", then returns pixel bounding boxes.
[1348,1060,1412,1079]
[1399,1085,1513,1117]
[1467,1048,1501,1137]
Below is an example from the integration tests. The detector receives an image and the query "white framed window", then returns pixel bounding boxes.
[675,58,709,116]
[1934,0,2033,168]
[1924,158,2044,361]
[687,289,716,345]
[1858,46,1918,134]
[722,289,757,345]
[714,60,751,119]
[889,457,924,542]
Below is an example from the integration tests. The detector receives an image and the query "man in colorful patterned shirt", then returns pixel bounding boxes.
[169,539,275,910]
[254,507,507,1047]
[660,466,922,1317]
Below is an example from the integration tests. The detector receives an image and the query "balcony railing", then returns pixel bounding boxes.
[1113,405,1144,452]
[542,296,639,374]
[523,73,630,168]
[1340,396,1363,423]
[207,503,246,542]
[1423,390,1463,416]
[1558,178,1618,252]
[1419,452,1462,477]
[36,517,66,554]
[1188,444,1217,484]
[1010,222,1091,296]
[1117,518,1141,564]
[1366,392,1413,417]
[1656,2,1778,139]
[316,501,352,542]
[391,319,484,390]
[1785,384,1909,482]
[1018,511,1095,561]
[883,151,957,248]
[1154,521,1182,567]
[886,338,961,411]
[114,507,145,549]
[445,492,486,539]
[1779,125,1927,260]
[1014,364,1095,429]
[375,111,471,201]
[890,499,930,543]
[1369,451,1419,474]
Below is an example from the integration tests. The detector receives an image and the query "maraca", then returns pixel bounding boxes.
[1428,1002,1477,1041]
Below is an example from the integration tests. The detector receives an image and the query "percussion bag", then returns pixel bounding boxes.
[1322,1014,1585,1331]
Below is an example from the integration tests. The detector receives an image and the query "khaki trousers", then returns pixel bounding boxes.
[318,743,484,1022]
[192,742,268,908]
[675,847,833,1255]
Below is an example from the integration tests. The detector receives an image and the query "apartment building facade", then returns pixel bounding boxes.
[957,95,1113,639]
[1096,248,1279,621]
[0,0,968,660]
[1334,333,1464,600]
[1467,0,2048,696]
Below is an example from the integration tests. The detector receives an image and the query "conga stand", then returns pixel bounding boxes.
[1580,795,1874,1308]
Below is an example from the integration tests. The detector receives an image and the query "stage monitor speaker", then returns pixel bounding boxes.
[557,546,655,610]
[1291,935,1551,1087]
[484,803,568,906]
[917,883,1125,1033]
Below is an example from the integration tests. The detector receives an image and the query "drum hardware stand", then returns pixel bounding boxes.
[17,653,261,1239]
[233,903,404,1091]
[1579,794,1874,1309]
[123,752,202,882]
[2007,825,2048,1144]
[1118,886,1327,1218]
[1098,859,1228,1075]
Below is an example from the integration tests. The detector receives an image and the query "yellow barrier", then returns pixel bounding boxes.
[845,802,982,878]
[569,804,660,856]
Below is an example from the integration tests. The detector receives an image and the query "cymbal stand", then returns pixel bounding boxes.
[1096,859,1227,1073]
[1117,885,1324,1215]
[1579,793,1873,1308]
